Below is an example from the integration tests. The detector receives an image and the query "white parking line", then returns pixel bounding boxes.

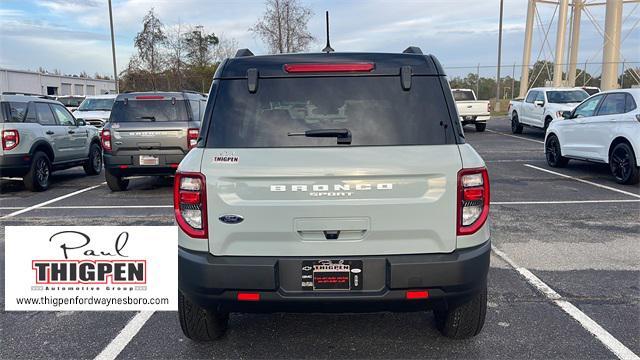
[486,129,545,144]
[492,245,640,360]
[94,311,154,360]
[492,199,640,205]
[524,164,640,199]
[0,183,105,219]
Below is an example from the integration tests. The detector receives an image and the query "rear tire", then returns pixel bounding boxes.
[83,143,102,175]
[435,285,487,339]
[511,113,523,134]
[105,170,129,191]
[24,151,51,192]
[178,291,228,341]
[545,135,569,168]
[475,123,486,132]
[609,142,639,185]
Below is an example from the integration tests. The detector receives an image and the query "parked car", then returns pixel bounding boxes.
[73,94,117,129]
[509,87,589,133]
[175,48,491,341]
[545,89,640,185]
[577,86,600,96]
[0,94,102,191]
[102,91,206,191]
[56,95,85,112]
[451,89,491,132]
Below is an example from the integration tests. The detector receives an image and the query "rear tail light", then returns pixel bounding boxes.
[2,129,19,150]
[187,128,199,149]
[457,168,490,235]
[488,102,492,113]
[174,172,207,238]
[101,129,111,151]
[284,63,374,73]
[406,290,429,300]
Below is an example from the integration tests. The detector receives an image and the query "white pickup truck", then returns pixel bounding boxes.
[452,89,490,132]
[508,87,589,134]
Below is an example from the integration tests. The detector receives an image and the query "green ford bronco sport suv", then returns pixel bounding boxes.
[174,48,491,340]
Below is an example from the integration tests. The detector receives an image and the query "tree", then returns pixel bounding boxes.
[619,67,640,88]
[251,0,314,54]
[134,9,166,90]
[184,26,219,68]
[213,34,240,62]
[165,22,188,89]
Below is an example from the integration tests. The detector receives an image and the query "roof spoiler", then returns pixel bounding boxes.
[402,46,423,55]
[235,48,254,58]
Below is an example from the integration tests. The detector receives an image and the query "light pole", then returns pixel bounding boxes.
[108,0,119,93]
[495,0,504,111]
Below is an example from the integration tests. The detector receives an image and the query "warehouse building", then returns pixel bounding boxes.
[0,68,116,96]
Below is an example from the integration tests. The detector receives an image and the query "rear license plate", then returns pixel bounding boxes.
[139,155,159,166]
[301,260,363,291]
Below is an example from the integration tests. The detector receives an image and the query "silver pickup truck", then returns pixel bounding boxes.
[452,89,491,132]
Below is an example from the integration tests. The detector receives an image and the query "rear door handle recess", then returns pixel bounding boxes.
[68,130,75,134]
[46,131,54,135]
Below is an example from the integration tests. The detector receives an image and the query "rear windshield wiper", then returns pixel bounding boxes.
[288,128,352,145]
[136,116,156,121]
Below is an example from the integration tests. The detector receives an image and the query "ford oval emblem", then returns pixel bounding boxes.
[219,214,244,224]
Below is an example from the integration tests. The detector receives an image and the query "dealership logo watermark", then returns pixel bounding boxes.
[5,226,177,311]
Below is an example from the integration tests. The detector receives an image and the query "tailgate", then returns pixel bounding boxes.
[202,145,462,257]
[456,101,489,116]
[111,121,187,155]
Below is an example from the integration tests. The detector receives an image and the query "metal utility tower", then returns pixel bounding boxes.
[601,0,623,90]
[553,0,569,87]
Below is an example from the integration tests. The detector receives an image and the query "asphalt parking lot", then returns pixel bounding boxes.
[1,117,638,359]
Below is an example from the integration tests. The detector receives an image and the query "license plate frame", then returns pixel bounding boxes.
[301,259,363,291]
[139,155,159,166]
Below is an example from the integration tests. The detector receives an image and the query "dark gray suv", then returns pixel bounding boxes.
[101,91,206,191]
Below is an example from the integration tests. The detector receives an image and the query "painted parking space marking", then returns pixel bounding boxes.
[0,183,105,220]
[491,245,640,360]
[524,164,640,199]
[94,311,155,360]
[492,199,640,205]
[486,129,545,144]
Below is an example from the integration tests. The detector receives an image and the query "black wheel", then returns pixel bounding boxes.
[178,291,228,341]
[24,151,51,192]
[475,123,486,132]
[511,113,523,134]
[434,285,487,339]
[83,143,102,175]
[545,135,569,168]
[609,142,639,185]
[105,170,129,191]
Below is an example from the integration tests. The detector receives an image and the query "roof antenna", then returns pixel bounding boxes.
[322,11,334,53]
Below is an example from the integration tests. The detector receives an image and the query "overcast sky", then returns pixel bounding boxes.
[0,0,638,79]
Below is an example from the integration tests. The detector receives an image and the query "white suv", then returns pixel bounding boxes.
[545,89,640,184]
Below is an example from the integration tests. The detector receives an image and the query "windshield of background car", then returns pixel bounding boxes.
[206,76,454,147]
[452,91,475,101]
[547,90,589,104]
[110,99,189,122]
[59,97,84,107]
[1,102,28,123]
[78,98,115,111]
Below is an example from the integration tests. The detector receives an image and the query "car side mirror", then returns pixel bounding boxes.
[561,111,572,119]
[76,119,86,126]
[534,100,545,107]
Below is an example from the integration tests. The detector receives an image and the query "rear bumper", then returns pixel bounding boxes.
[104,153,183,176]
[0,154,31,177]
[179,240,490,313]
[460,115,490,124]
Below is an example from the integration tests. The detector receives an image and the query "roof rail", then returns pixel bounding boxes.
[402,46,423,55]
[235,48,254,57]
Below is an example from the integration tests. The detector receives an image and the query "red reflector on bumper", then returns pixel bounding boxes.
[405,290,429,300]
[119,165,129,169]
[237,292,260,301]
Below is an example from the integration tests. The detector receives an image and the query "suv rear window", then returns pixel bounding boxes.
[2,102,28,123]
[110,100,189,122]
[206,76,454,148]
